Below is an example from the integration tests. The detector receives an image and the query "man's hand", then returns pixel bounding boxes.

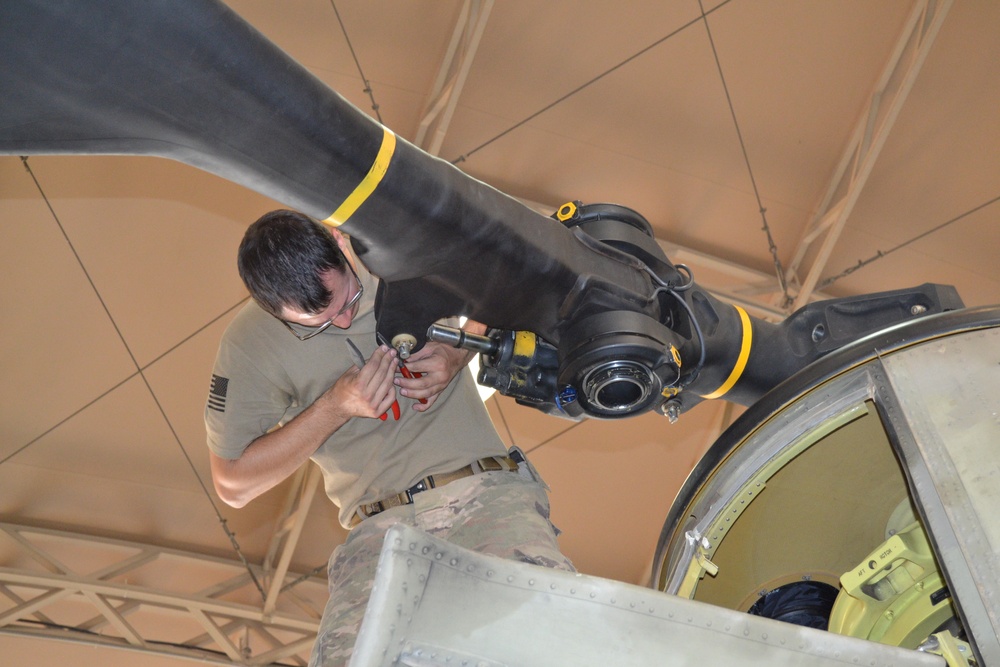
[210,345,399,508]
[394,340,472,411]
[321,344,399,420]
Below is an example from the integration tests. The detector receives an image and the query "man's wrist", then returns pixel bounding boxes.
[461,320,488,337]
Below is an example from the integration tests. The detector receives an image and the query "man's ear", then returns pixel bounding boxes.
[331,228,351,254]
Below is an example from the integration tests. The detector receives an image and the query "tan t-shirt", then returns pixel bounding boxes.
[205,259,506,527]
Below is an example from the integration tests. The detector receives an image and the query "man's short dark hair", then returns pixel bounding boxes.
[238,209,348,318]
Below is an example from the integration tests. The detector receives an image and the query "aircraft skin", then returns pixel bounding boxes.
[652,305,1000,667]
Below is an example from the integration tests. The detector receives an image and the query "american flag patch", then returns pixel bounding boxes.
[208,374,229,413]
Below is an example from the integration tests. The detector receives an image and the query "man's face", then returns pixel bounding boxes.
[280,264,363,334]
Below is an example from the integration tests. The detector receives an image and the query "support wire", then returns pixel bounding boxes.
[329,0,383,123]
[697,0,790,305]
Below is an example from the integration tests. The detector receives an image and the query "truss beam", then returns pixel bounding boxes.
[262,464,322,616]
[785,0,953,309]
[0,523,323,666]
[414,0,494,155]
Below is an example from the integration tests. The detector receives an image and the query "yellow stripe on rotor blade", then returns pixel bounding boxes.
[699,305,752,400]
[323,127,396,227]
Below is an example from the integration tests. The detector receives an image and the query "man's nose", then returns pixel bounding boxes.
[332,311,352,329]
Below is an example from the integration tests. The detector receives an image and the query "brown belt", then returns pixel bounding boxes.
[350,454,520,528]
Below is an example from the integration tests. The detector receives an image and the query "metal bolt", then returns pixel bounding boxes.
[661,401,681,423]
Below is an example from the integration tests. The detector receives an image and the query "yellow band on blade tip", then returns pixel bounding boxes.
[322,127,396,227]
[699,305,752,400]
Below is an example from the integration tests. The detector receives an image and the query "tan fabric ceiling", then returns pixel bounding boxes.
[1,1,998,663]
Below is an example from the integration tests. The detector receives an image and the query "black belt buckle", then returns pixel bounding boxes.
[405,478,429,501]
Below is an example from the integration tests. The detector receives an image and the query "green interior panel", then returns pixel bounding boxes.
[693,404,912,612]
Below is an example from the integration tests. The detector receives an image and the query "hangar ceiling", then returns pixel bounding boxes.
[2,0,998,664]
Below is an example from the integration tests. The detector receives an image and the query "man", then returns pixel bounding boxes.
[205,209,573,666]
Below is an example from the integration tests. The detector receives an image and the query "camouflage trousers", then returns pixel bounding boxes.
[309,460,575,667]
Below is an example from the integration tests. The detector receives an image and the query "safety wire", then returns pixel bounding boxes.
[645,263,707,388]
[819,192,1000,289]
[697,0,790,306]
[15,157,268,603]
[329,0,382,123]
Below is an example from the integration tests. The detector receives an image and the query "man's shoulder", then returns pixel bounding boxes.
[225,300,276,337]
[217,300,287,360]
[211,301,299,395]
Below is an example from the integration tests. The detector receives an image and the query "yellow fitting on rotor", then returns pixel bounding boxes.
[555,201,577,222]
[512,330,537,360]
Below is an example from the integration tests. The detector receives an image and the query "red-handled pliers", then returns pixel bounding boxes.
[399,364,428,404]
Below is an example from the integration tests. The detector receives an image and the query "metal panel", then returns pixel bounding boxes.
[352,524,939,667]
[881,327,1000,666]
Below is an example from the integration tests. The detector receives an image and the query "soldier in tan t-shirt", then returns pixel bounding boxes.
[205,210,574,667]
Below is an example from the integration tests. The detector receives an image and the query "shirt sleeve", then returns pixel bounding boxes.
[204,334,293,460]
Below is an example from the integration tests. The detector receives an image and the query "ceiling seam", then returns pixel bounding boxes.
[448,0,735,166]
[0,373,135,467]
[523,421,584,457]
[2,296,248,467]
[820,192,1000,289]
[15,156,268,602]
[19,158,143,371]
[143,296,250,371]
[490,396,585,456]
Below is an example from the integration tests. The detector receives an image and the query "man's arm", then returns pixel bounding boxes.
[211,345,398,508]
[394,320,486,411]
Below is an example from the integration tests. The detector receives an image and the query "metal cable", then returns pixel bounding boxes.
[329,0,382,123]
[697,0,790,305]
[15,156,267,602]
[280,563,327,593]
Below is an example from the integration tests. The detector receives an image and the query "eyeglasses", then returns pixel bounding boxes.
[281,264,363,341]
